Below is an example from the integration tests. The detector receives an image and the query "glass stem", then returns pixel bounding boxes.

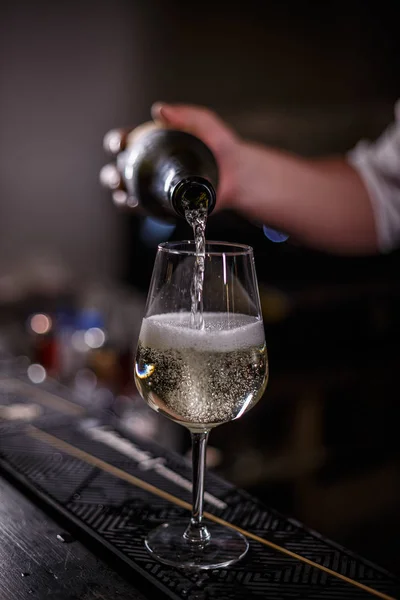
[184,430,211,544]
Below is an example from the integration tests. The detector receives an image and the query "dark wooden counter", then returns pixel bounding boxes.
[0,374,399,600]
[0,477,148,600]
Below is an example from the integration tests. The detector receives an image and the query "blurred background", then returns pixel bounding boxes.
[1,0,400,576]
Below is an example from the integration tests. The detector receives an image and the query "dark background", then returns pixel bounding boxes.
[1,0,400,576]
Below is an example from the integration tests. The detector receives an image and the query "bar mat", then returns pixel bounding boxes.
[0,376,399,600]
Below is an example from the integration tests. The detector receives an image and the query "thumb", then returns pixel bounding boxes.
[151,102,178,126]
[151,102,223,137]
[151,102,204,129]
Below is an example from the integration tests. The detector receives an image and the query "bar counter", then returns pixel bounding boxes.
[0,375,399,600]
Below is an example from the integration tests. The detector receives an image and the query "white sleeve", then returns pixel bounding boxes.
[347,100,400,252]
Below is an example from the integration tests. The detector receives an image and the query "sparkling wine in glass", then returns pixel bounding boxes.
[135,241,268,569]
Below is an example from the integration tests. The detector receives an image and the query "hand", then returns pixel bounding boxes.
[151,102,377,254]
[151,102,242,211]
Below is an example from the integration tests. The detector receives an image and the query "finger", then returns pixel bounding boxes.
[99,163,121,189]
[103,128,130,155]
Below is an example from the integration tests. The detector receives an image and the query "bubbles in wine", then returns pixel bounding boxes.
[135,313,268,430]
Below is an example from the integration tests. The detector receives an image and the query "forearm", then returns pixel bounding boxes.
[233,142,378,254]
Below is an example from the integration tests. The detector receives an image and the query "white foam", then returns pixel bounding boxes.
[139,312,265,352]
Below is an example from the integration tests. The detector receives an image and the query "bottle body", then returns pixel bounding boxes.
[101,124,218,220]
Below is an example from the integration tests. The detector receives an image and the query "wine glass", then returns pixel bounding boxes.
[135,241,268,569]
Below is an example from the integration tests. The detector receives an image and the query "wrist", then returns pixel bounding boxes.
[227,139,254,211]
[229,140,277,216]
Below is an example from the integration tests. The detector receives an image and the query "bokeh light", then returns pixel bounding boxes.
[27,363,46,384]
[30,313,52,335]
[84,327,105,349]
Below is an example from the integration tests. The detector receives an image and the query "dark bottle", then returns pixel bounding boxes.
[100,123,218,220]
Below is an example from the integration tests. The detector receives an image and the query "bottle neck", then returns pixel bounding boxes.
[170,177,216,218]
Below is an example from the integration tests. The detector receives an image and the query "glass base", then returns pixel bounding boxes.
[144,521,249,569]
